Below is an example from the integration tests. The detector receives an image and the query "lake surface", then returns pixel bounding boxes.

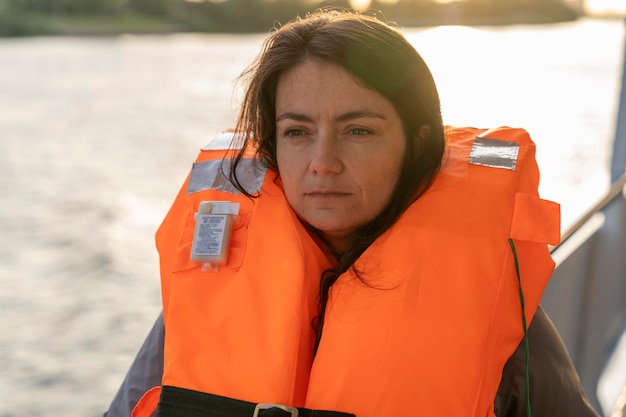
[0,17,624,417]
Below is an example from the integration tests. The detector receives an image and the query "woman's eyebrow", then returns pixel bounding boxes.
[336,110,387,122]
[276,112,311,122]
[276,110,387,123]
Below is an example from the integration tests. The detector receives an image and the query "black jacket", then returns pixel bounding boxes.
[495,307,599,417]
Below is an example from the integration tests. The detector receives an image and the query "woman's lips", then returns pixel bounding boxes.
[305,190,350,198]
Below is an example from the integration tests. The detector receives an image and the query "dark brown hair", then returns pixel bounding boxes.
[230,8,446,352]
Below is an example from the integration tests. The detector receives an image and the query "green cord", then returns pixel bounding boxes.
[508,239,531,417]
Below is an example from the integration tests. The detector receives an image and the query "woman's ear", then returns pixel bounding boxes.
[417,124,431,141]
[411,124,431,154]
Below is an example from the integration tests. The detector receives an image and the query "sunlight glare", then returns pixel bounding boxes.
[349,0,373,11]
[585,0,626,15]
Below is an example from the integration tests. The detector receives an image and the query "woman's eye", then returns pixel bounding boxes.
[284,129,306,137]
[349,128,371,136]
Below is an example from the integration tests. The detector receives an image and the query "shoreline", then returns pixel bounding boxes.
[0,6,587,37]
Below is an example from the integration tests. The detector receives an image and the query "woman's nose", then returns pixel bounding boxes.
[308,133,343,175]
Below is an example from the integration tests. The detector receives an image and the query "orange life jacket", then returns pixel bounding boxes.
[133,126,560,417]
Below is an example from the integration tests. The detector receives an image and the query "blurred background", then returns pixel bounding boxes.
[1,0,625,416]
[1,0,621,36]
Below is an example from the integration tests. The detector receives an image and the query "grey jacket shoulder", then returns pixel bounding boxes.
[103,313,164,417]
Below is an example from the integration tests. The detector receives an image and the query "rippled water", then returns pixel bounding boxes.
[0,18,624,417]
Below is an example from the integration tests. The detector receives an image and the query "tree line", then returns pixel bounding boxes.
[0,0,579,36]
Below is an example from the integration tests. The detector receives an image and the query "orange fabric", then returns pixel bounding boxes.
[131,386,161,417]
[510,192,561,245]
[137,126,560,417]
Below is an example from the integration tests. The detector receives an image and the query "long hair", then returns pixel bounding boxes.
[230,9,446,352]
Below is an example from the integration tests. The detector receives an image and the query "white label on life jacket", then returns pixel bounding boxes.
[192,214,227,256]
[190,201,240,270]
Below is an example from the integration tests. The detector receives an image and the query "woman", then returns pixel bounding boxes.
[105,9,599,417]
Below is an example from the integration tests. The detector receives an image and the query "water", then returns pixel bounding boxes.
[0,18,624,417]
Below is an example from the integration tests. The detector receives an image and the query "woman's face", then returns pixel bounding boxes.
[275,59,406,253]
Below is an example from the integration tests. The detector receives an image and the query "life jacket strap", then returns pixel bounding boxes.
[158,386,355,417]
